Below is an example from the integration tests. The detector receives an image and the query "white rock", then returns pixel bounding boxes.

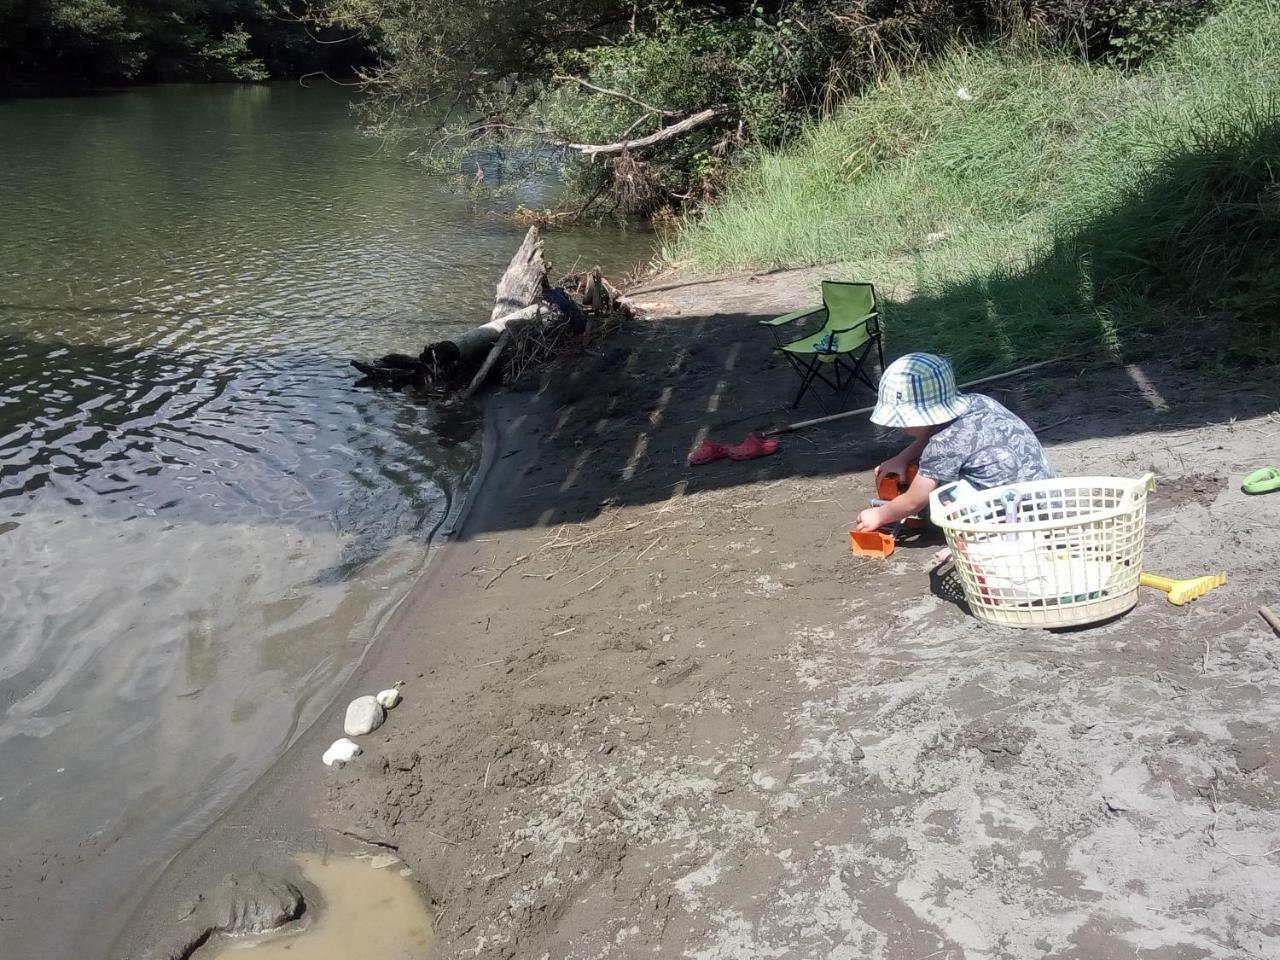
[369,854,400,870]
[956,86,974,100]
[376,688,402,709]
[344,696,385,736]
[751,761,793,794]
[323,738,362,767]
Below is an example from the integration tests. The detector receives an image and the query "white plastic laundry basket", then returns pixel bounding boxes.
[929,473,1156,628]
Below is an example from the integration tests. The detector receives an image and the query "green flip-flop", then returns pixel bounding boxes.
[1242,467,1280,495]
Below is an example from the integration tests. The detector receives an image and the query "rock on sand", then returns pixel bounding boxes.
[376,687,402,709]
[142,872,303,960]
[344,696,385,736]
[323,738,362,766]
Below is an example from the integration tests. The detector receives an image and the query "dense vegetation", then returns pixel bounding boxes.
[0,0,368,85]
[673,0,1280,369]
[319,0,1217,213]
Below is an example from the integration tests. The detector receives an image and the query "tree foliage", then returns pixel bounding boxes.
[319,0,1216,215]
[0,0,369,85]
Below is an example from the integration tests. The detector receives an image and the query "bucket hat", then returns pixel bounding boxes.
[870,353,970,427]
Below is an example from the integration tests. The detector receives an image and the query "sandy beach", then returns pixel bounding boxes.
[116,268,1280,960]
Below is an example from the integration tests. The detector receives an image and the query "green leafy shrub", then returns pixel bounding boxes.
[1029,0,1216,64]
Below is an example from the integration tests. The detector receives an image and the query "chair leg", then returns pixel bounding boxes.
[792,357,826,409]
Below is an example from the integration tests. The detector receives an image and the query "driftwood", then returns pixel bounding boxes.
[420,226,554,379]
[492,226,547,321]
[350,226,634,397]
[567,106,728,156]
[465,328,514,398]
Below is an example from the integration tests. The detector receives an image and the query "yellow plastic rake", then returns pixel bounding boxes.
[1140,571,1227,606]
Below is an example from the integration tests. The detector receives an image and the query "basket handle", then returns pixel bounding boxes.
[1133,472,1157,502]
[929,479,978,516]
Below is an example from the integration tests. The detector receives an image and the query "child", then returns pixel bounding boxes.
[854,353,1054,536]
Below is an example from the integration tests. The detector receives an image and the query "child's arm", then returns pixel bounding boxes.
[855,472,938,531]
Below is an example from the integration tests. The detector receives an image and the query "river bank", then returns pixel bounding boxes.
[119,266,1280,959]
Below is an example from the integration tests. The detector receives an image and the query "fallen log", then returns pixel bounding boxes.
[421,300,557,382]
[422,226,552,378]
[350,226,636,397]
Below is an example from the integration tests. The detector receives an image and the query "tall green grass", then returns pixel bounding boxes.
[669,0,1280,372]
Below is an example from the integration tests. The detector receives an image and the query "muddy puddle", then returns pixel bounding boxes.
[209,854,433,959]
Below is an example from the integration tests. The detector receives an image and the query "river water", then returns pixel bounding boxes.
[0,83,648,958]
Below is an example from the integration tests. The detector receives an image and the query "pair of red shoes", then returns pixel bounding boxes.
[687,432,779,466]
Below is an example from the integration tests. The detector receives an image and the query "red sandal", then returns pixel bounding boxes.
[688,439,729,466]
[726,433,779,461]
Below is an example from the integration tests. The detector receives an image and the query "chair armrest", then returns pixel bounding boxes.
[760,304,825,326]
[828,310,879,333]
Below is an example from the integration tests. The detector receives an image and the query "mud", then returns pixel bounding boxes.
[206,854,432,960]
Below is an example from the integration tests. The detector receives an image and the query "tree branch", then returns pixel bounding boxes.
[552,74,678,117]
[565,106,729,156]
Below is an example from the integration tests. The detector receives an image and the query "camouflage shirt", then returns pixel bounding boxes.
[918,393,1055,490]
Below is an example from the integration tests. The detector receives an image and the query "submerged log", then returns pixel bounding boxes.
[350,226,635,397]
[422,226,553,377]
[422,300,556,378]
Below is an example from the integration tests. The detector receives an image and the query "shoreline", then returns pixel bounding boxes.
[118,267,1280,960]
[108,397,505,959]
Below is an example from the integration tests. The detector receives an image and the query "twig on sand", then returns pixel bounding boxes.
[1033,415,1076,435]
[635,536,663,561]
[337,829,399,851]
[807,497,850,513]
[586,571,618,592]
[486,554,530,589]
[483,761,492,792]
[565,546,629,585]
[1201,639,1212,675]
[1202,778,1280,860]
[552,627,576,636]
[427,830,460,846]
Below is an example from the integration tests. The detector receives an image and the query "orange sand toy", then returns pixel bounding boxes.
[876,465,918,502]
[850,466,920,558]
[850,528,897,557]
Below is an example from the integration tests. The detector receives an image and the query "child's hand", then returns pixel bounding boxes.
[875,456,908,480]
[854,507,885,532]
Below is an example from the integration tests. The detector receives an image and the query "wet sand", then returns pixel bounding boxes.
[117,268,1280,959]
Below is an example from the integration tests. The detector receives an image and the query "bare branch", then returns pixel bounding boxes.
[552,74,678,117]
[566,106,729,156]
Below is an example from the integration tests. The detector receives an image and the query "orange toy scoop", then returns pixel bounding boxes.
[850,529,896,558]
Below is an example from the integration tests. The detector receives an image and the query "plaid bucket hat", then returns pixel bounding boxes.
[870,353,970,427]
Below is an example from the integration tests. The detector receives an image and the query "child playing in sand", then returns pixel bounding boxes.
[853,353,1054,539]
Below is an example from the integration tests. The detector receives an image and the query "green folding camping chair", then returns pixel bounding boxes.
[760,281,884,409]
